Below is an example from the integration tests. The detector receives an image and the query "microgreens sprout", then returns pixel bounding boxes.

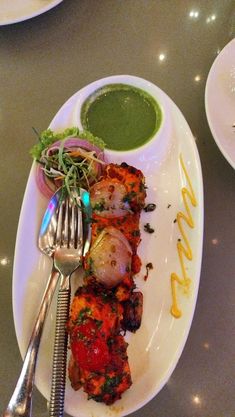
[31,127,106,199]
[40,141,104,196]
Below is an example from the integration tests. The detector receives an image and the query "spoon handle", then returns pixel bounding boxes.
[3,268,59,417]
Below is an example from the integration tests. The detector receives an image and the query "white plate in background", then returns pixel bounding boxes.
[0,0,63,25]
[13,75,203,417]
[205,38,235,168]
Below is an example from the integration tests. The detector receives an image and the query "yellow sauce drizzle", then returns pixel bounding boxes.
[170,154,197,318]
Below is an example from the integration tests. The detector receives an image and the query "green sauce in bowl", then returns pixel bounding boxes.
[81,84,162,151]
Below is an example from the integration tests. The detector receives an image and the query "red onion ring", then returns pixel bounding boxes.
[48,137,105,178]
[35,164,56,199]
[36,137,105,199]
[48,138,105,161]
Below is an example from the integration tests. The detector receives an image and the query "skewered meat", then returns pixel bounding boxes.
[68,335,132,405]
[68,162,147,404]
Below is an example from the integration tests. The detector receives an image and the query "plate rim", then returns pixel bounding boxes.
[12,75,204,417]
[205,37,235,169]
[0,0,63,26]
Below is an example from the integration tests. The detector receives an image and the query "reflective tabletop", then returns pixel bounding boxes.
[0,1,235,416]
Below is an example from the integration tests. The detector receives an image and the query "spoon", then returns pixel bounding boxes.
[3,188,62,417]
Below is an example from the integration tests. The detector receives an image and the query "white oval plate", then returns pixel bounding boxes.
[13,75,203,417]
[205,38,235,169]
[0,0,63,26]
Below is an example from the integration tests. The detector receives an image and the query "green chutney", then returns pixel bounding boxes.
[81,84,162,151]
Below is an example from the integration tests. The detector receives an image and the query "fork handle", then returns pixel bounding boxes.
[3,268,59,417]
[49,277,71,417]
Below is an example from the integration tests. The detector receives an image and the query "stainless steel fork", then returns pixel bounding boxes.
[49,188,87,417]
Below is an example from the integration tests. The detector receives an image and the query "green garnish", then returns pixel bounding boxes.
[92,200,106,212]
[30,127,105,160]
[79,129,105,150]
[76,307,92,324]
[131,230,140,237]
[102,375,122,394]
[30,127,106,195]
[122,191,137,203]
[85,257,94,277]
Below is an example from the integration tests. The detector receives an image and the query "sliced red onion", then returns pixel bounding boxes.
[36,137,105,198]
[35,164,56,199]
[48,138,105,161]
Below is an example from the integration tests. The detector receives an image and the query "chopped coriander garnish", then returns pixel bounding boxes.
[102,375,122,394]
[132,229,140,237]
[122,191,137,203]
[85,257,94,277]
[76,307,92,324]
[92,200,106,212]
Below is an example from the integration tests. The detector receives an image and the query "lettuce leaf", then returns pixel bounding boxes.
[30,126,105,160]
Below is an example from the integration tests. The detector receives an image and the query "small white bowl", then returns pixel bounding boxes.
[72,75,172,167]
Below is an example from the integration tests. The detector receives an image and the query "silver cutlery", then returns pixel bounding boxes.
[49,187,92,417]
[3,188,62,417]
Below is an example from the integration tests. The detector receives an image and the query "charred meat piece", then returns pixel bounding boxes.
[91,211,141,253]
[68,335,132,405]
[121,292,143,332]
[90,162,146,219]
[68,283,123,339]
[68,355,82,391]
[104,163,146,213]
[115,274,136,302]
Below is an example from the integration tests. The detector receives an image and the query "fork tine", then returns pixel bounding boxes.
[69,199,76,248]
[62,198,69,248]
[54,201,64,246]
[54,191,84,250]
[76,201,83,250]
[68,190,83,250]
